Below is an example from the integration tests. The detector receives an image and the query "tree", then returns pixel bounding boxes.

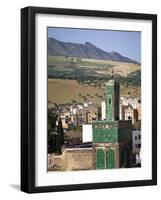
[56,118,64,154]
[72,100,76,104]
[48,109,64,154]
[47,109,58,154]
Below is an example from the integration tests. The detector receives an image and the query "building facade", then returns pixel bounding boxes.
[132,129,141,164]
[121,104,139,124]
[120,97,141,123]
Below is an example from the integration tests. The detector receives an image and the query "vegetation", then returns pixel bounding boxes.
[48,108,64,154]
[48,55,141,86]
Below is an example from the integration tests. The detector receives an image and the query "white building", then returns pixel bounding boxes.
[84,102,88,107]
[120,97,141,110]
[101,101,106,120]
[77,104,83,110]
[82,124,92,143]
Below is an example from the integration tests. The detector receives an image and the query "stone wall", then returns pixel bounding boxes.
[48,154,62,171]
[61,148,92,171]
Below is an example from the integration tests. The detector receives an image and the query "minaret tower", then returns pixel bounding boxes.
[92,71,132,170]
[105,79,120,121]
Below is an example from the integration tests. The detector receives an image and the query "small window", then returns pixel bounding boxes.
[135,136,137,140]
[109,98,111,105]
[138,135,141,139]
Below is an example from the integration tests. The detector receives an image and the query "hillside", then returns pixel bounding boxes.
[48,79,141,105]
[48,37,138,63]
[48,56,141,86]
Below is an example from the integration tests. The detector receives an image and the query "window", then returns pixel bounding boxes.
[109,98,111,105]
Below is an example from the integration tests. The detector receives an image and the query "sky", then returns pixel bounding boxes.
[48,27,141,63]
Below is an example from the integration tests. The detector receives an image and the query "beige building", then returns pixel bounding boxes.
[76,104,98,125]
[120,97,141,123]
[86,110,97,123]
[121,104,139,124]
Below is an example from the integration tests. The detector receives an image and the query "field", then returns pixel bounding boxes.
[48,56,141,82]
[48,56,141,105]
[48,78,141,105]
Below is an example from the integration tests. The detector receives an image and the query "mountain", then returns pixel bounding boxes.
[48,37,138,64]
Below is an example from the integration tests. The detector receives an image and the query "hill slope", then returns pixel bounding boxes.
[48,56,141,86]
[48,37,138,63]
[48,79,141,105]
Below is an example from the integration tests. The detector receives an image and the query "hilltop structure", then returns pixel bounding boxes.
[92,79,133,169]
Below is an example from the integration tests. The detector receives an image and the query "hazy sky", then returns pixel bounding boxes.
[48,27,141,62]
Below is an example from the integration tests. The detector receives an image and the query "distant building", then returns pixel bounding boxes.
[132,129,141,164]
[77,109,87,125]
[121,104,139,124]
[120,97,140,108]
[77,104,83,110]
[101,101,106,120]
[120,97,141,123]
[82,124,92,143]
[76,104,98,125]
[70,114,78,126]
[84,103,88,107]
[137,100,141,120]
[87,110,97,123]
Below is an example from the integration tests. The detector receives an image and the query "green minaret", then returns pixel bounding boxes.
[92,78,132,170]
[106,79,120,121]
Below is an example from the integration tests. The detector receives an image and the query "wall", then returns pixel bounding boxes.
[61,148,92,171]
[0,0,160,199]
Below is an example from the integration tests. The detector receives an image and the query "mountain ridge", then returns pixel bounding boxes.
[48,37,139,64]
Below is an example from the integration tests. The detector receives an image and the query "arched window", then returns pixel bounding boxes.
[96,149,105,169]
[106,149,115,169]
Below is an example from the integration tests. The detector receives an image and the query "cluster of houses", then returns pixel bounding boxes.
[49,97,141,129]
[48,102,101,130]
[101,97,141,124]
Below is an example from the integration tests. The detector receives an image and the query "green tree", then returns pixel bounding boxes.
[56,118,64,154]
[47,109,58,154]
[48,109,64,154]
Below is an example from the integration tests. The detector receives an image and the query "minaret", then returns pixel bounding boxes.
[105,79,120,121]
